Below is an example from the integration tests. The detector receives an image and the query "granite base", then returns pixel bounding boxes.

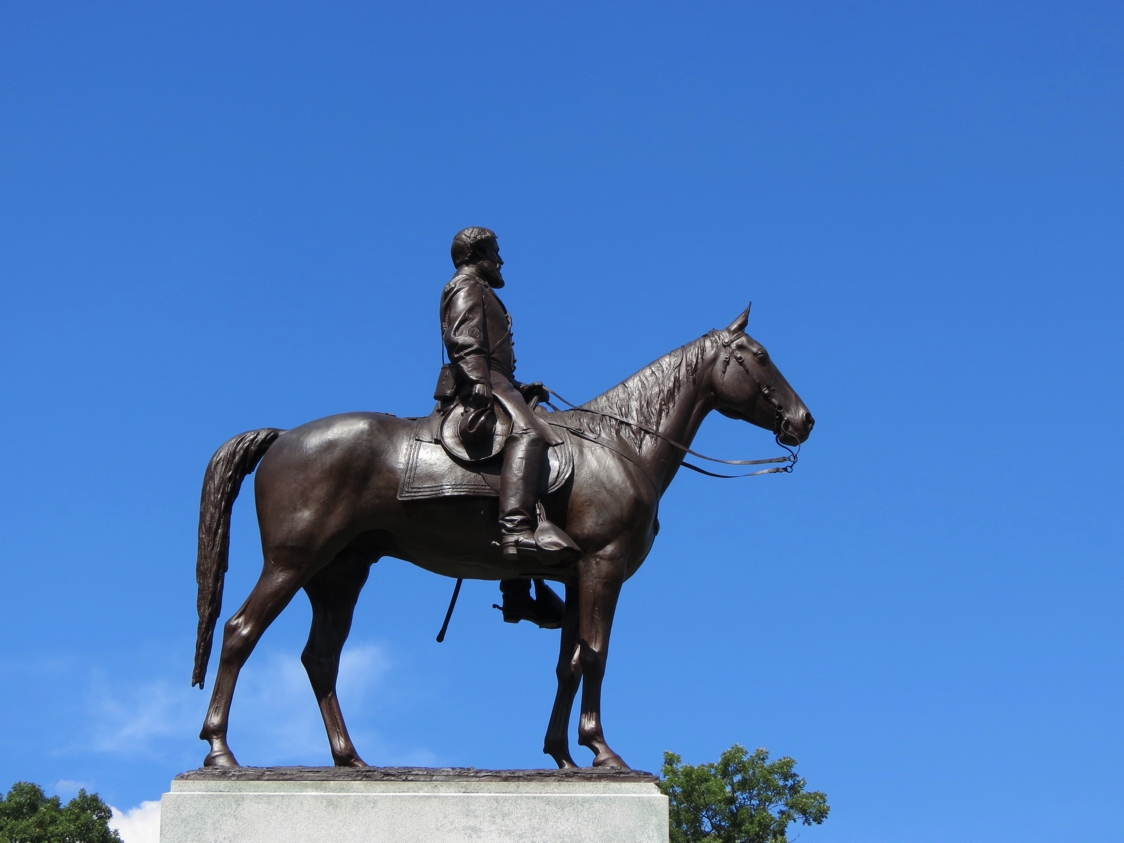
[160,767,669,843]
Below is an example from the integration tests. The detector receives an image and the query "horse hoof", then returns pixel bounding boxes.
[592,751,629,769]
[203,748,239,768]
[544,743,578,769]
[335,755,369,768]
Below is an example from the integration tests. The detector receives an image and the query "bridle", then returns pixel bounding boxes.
[541,330,798,480]
[717,330,800,475]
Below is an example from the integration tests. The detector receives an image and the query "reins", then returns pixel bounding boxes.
[541,386,798,480]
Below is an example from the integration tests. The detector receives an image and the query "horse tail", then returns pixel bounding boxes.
[192,428,283,689]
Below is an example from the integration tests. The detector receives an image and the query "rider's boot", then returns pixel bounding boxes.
[499,431,580,566]
[495,578,565,629]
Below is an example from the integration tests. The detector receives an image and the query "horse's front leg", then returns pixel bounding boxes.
[543,582,581,769]
[577,550,628,768]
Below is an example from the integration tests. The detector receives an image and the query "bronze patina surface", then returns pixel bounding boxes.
[176,767,658,783]
[191,229,814,772]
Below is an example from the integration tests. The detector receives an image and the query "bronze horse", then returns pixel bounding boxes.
[191,306,813,769]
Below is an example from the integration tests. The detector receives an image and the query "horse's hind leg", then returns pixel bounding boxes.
[543,582,581,769]
[301,549,372,767]
[199,551,311,767]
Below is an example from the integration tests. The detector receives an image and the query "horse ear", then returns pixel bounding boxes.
[725,302,751,334]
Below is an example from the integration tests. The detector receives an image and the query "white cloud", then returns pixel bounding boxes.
[109,800,160,843]
[229,642,393,764]
[54,780,92,799]
[338,643,392,703]
[90,676,198,757]
[87,641,400,766]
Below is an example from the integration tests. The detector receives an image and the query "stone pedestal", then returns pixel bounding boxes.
[160,767,668,843]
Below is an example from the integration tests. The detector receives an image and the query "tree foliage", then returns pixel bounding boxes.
[660,744,830,843]
[0,782,121,843]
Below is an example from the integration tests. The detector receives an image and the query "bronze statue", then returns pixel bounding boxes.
[191,230,814,771]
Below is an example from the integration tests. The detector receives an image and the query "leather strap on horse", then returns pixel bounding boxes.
[550,419,662,494]
[541,388,797,479]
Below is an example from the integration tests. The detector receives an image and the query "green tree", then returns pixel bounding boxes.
[660,744,830,843]
[0,782,121,843]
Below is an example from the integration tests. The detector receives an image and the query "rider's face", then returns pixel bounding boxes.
[476,240,504,284]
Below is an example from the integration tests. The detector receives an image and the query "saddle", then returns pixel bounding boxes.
[397,407,574,502]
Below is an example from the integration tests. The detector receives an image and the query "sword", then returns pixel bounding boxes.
[435,578,463,643]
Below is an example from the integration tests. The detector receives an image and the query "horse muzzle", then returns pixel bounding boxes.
[778,410,814,446]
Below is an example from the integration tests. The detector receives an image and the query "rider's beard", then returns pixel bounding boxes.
[478,261,505,288]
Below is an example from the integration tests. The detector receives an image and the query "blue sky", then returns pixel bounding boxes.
[1,2,1121,841]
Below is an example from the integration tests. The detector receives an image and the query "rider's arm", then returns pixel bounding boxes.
[514,381,549,405]
[440,277,491,396]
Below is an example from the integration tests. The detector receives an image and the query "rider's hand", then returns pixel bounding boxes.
[518,381,550,405]
[468,382,493,409]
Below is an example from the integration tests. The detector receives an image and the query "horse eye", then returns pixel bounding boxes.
[755,349,769,363]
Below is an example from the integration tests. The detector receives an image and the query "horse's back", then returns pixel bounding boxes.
[254,412,414,546]
[272,411,409,460]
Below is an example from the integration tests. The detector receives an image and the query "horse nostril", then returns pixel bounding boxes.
[804,412,815,428]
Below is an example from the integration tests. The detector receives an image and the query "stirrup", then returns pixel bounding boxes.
[491,580,565,629]
[501,523,579,566]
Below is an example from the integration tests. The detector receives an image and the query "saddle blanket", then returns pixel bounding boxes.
[398,416,574,501]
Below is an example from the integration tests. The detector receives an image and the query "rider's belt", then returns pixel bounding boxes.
[489,361,514,380]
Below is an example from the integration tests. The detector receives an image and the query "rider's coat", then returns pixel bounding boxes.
[441,271,516,385]
[439,271,560,445]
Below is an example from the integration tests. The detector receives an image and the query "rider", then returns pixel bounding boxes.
[440,227,576,625]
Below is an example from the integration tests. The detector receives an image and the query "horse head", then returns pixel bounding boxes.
[712,304,815,446]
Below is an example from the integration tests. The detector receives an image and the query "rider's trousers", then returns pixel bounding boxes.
[489,374,549,536]
[498,430,546,536]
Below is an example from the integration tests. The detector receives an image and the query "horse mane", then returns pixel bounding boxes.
[559,333,714,454]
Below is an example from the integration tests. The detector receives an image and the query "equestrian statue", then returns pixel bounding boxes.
[191,227,815,770]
